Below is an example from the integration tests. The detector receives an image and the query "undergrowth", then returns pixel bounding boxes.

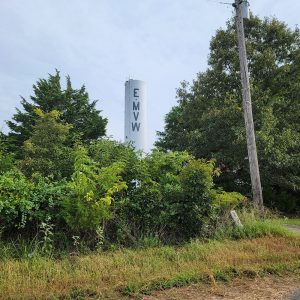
[212,219,295,240]
[0,210,299,299]
[0,234,299,299]
[0,210,298,260]
[121,262,300,297]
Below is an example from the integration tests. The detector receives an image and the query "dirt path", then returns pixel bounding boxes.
[286,289,300,300]
[143,276,300,300]
[284,225,300,235]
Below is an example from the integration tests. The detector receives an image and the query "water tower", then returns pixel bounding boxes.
[124,79,147,152]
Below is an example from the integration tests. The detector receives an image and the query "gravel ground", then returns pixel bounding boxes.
[285,289,300,300]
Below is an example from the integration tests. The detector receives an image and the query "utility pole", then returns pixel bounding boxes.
[233,0,264,208]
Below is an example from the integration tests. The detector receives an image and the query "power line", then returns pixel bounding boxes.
[206,0,232,6]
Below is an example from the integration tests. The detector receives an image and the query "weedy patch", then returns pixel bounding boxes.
[56,287,98,300]
[120,262,300,298]
[0,235,299,300]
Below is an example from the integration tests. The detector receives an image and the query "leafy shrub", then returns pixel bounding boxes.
[63,145,127,232]
[39,216,54,255]
[175,159,216,238]
[113,151,189,242]
[89,139,147,188]
[115,151,245,242]
[0,169,68,240]
[29,175,68,227]
[212,189,246,211]
[0,170,35,229]
[0,138,245,249]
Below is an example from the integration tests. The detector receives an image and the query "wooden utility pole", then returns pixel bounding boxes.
[234,0,263,208]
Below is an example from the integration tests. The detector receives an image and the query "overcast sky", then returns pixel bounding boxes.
[1,0,299,151]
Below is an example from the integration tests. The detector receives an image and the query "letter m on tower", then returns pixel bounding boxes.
[133,102,140,111]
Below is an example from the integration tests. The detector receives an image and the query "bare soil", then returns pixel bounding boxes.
[143,275,300,300]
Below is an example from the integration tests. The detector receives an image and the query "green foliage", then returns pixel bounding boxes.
[6,70,107,156]
[39,216,54,255]
[263,188,299,214]
[0,169,68,236]
[115,151,189,241]
[29,174,68,227]
[0,117,244,247]
[212,189,246,211]
[116,151,244,242]
[177,159,216,237]
[213,218,293,241]
[0,149,14,174]
[156,16,300,210]
[0,237,42,260]
[89,138,146,187]
[63,145,127,232]
[0,133,14,174]
[89,139,136,168]
[20,109,73,179]
[0,170,34,229]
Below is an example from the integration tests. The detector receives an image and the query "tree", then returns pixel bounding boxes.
[156,16,300,211]
[0,132,14,174]
[20,109,73,179]
[7,70,107,156]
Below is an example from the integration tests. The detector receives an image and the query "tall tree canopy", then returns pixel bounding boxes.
[156,16,300,210]
[7,70,107,155]
[19,109,73,179]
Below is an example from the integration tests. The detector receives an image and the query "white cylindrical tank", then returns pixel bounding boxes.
[241,0,250,19]
[124,79,147,152]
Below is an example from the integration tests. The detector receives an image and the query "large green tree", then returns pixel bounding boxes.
[156,16,300,211]
[19,109,73,179]
[7,70,107,155]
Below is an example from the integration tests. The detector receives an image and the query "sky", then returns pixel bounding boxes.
[1,0,299,151]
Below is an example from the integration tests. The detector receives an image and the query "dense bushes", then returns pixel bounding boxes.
[115,151,245,242]
[0,170,34,229]
[0,170,67,234]
[0,138,245,250]
[118,154,218,240]
[63,145,127,232]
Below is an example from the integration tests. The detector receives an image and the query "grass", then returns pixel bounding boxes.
[121,262,300,297]
[272,218,300,227]
[211,207,300,240]
[213,218,298,240]
[0,233,299,299]
[0,216,299,299]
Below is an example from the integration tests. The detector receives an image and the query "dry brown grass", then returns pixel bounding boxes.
[0,236,299,299]
[144,275,300,300]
